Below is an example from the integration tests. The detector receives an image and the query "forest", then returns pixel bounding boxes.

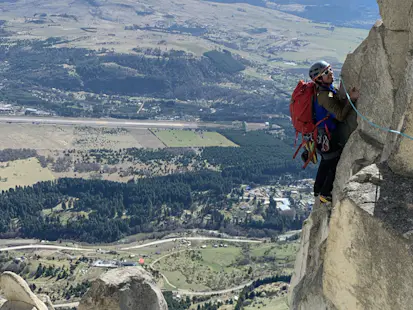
[1,130,309,241]
[0,131,312,242]
[0,168,303,242]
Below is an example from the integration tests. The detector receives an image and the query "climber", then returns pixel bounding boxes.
[308,60,360,203]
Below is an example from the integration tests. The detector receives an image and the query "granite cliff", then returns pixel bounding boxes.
[289,1,413,309]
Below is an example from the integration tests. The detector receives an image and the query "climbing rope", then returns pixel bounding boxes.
[340,76,413,141]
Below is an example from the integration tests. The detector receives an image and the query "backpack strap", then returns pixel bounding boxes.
[294,130,299,147]
[312,86,317,124]
[313,88,331,134]
[293,84,331,169]
[324,123,331,140]
[293,115,330,169]
[292,135,306,159]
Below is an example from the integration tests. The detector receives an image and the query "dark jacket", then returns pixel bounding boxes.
[315,84,352,124]
[314,84,352,157]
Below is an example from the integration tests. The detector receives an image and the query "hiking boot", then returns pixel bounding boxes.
[319,195,332,203]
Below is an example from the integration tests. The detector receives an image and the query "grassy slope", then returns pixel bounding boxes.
[0,158,55,191]
[155,242,299,290]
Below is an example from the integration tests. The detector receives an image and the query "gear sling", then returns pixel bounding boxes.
[290,80,330,168]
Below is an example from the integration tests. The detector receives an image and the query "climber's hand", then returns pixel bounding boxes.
[349,87,360,102]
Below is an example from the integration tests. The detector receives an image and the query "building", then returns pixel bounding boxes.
[121,261,138,267]
[24,108,51,116]
[273,198,291,211]
[24,108,38,115]
[0,106,13,114]
[92,260,117,268]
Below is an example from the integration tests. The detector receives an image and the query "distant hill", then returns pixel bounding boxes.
[204,0,380,29]
[276,0,379,29]
[274,0,377,5]
[0,0,368,122]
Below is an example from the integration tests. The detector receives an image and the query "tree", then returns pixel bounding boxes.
[35,264,44,278]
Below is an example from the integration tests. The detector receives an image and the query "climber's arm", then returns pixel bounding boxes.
[317,91,352,122]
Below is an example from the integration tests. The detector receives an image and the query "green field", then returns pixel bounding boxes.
[251,243,298,261]
[154,241,299,291]
[155,247,244,291]
[163,270,211,291]
[151,129,238,147]
[245,296,289,310]
[42,201,91,225]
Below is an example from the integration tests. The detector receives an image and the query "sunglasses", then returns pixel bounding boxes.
[322,67,333,76]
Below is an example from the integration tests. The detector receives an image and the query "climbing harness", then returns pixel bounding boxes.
[340,76,413,141]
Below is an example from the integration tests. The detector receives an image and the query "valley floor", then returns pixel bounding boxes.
[0,230,300,308]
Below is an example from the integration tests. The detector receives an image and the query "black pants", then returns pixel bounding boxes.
[313,130,343,197]
[314,155,341,197]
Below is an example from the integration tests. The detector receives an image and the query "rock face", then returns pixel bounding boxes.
[0,271,52,310]
[78,267,168,310]
[0,268,166,310]
[289,1,413,309]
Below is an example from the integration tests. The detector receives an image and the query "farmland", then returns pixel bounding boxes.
[0,123,164,150]
[151,129,238,147]
[0,122,249,190]
[0,120,259,189]
[0,123,243,151]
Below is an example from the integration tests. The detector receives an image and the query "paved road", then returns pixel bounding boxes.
[0,237,262,253]
[175,279,255,296]
[0,244,94,252]
[122,236,262,250]
[149,249,187,290]
[0,116,199,128]
[150,249,189,268]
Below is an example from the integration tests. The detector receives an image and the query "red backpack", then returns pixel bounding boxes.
[289,80,328,168]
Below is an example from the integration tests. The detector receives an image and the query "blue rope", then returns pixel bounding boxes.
[340,76,413,141]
